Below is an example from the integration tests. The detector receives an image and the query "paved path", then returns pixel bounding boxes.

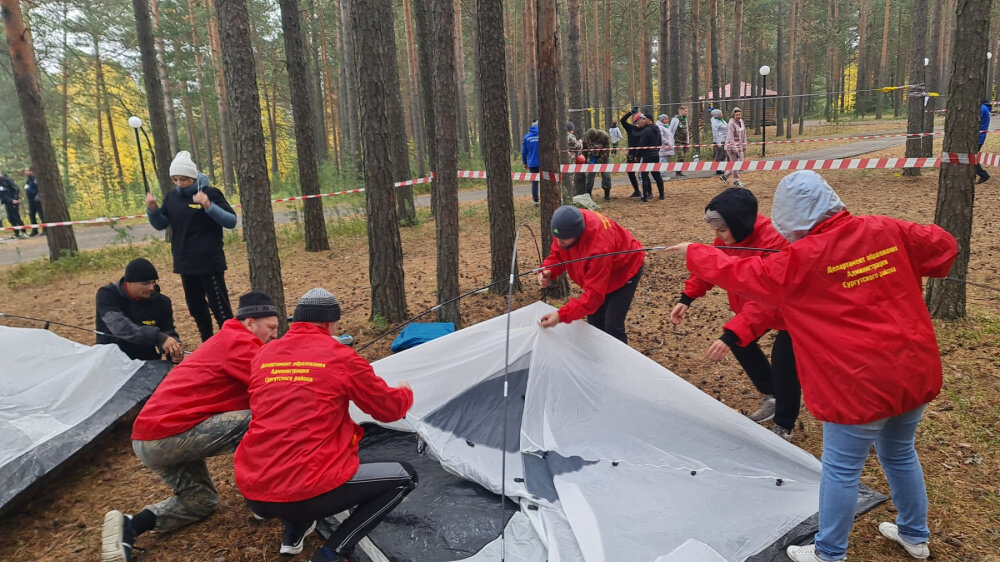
[0,136,904,266]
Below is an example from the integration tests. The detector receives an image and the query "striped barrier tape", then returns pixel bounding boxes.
[2,155,985,232]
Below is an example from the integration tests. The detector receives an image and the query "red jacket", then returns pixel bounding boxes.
[132,318,261,441]
[686,211,957,424]
[234,322,413,502]
[683,214,788,345]
[541,210,644,323]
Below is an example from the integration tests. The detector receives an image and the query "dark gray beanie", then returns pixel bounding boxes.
[293,288,341,323]
[551,205,586,239]
[236,290,278,320]
[124,258,158,282]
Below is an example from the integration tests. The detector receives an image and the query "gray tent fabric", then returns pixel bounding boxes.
[350,302,887,561]
[0,326,171,515]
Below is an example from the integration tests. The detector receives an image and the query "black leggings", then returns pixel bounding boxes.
[180,272,233,342]
[639,155,665,198]
[247,462,417,557]
[729,330,801,431]
[626,153,640,192]
[587,266,643,344]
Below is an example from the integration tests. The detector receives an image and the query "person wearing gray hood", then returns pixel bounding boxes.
[668,170,957,562]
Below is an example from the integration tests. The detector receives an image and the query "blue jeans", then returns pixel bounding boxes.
[529,166,540,202]
[815,405,929,560]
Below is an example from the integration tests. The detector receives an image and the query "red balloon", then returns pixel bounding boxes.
[575,154,587,164]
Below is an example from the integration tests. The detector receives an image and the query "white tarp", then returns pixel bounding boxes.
[356,301,825,562]
[0,326,143,468]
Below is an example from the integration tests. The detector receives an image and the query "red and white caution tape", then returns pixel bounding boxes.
[561,156,944,173]
[939,152,979,165]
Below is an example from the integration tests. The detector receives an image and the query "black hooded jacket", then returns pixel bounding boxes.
[95,279,178,360]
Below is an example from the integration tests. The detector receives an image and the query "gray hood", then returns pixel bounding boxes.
[770,170,846,243]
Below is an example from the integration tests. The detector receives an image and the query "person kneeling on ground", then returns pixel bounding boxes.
[95,258,182,362]
[538,205,644,344]
[235,288,415,562]
[669,188,801,441]
[668,170,957,562]
[100,291,280,562]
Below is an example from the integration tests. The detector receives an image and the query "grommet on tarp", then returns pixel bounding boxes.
[612,461,619,467]
[690,470,697,476]
[776,478,784,487]
[527,504,539,511]
[514,478,524,483]
[465,440,475,447]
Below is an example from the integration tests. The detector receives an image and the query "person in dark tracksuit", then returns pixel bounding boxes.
[24,167,44,236]
[96,258,182,362]
[0,172,25,238]
[146,151,237,342]
[634,113,666,201]
[619,109,643,197]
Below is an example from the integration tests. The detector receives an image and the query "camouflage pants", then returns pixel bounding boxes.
[132,410,251,532]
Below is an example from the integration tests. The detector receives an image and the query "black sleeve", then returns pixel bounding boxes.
[679,293,695,306]
[96,287,169,346]
[719,329,740,348]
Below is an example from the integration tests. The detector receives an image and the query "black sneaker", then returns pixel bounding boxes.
[977,172,991,184]
[101,510,136,562]
[310,546,350,562]
[281,520,317,555]
[629,191,641,198]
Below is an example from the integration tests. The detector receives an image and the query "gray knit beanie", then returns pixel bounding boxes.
[551,205,586,239]
[293,288,341,323]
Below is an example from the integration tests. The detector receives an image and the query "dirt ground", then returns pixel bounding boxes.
[0,165,997,562]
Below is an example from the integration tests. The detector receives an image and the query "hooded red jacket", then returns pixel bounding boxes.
[682,214,788,345]
[132,318,260,441]
[234,322,413,502]
[686,211,957,424]
[541,210,644,323]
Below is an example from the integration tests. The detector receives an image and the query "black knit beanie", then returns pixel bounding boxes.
[705,188,758,243]
[124,258,158,282]
[551,205,586,239]
[293,288,341,323]
[236,291,278,320]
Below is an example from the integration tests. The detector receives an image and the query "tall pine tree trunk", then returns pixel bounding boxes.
[731,0,743,106]
[923,0,943,157]
[476,0,519,295]
[926,0,990,319]
[453,0,471,155]
[188,0,215,183]
[786,0,795,139]
[339,0,362,175]
[668,0,681,108]
[776,3,784,135]
[403,0,427,176]
[709,0,720,104]
[381,4,416,226]
[659,0,669,116]
[690,0,701,147]
[567,0,583,126]
[278,0,329,252]
[430,0,461,324]
[855,0,870,114]
[212,0,287,330]
[603,0,611,124]
[132,0,173,195]
[151,0,180,155]
[413,0,437,213]
[207,0,236,194]
[903,0,928,176]
[2,0,78,259]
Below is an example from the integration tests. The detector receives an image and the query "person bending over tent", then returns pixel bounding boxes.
[95,258,182,363]
[538,205,644,344]
[235,288,415,562]
[670,188,801,441]
[100,291,280,562]
[667,170,957,562]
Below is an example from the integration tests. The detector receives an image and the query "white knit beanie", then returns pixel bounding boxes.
[169,151,199,179]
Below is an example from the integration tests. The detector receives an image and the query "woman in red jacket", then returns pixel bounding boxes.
[668,171,957,562]
[235,288,415,562]
[538,206,645,344]
[670,188,800,441]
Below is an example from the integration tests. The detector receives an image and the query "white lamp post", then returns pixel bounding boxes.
[128,116,150,194]
[759,65,771,156]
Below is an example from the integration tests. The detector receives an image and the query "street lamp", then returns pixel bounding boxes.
[759,65,771,157]
[128,116,150,194]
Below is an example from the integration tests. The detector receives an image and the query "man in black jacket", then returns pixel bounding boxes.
[24,167,44,236]
[634,113,666,201]
[96,258,183,362]
[619,109,644,197]
[146,151,238,342]
[0,172,26,238]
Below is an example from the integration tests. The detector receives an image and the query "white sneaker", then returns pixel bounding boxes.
[786,544,845,561]
[748,395,776,422]
[280,520,317,555]
[879,522,930,559]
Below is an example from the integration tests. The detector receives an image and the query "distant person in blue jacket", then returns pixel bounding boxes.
[976,100,991,184]
[521,120,540,205]
[146,151,238,342]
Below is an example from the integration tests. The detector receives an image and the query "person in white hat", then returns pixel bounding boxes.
[146,151,238,342]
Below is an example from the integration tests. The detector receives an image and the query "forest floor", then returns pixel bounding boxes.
[0,143,998,561]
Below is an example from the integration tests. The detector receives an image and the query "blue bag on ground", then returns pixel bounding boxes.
[390,322,455,352]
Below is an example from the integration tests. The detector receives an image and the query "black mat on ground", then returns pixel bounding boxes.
[316,424,516,562]
[747,484,888,561]
[0,360,171,516]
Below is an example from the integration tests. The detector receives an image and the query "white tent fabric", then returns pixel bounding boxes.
[354,301,823,562]
[0,326,143,468]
